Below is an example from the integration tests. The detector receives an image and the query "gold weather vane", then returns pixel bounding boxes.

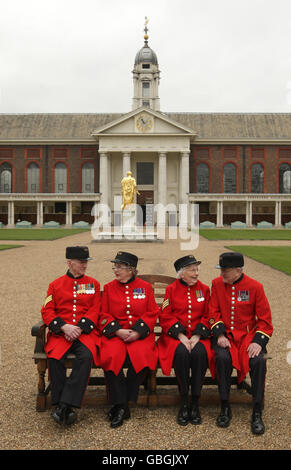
[144,16,149,44]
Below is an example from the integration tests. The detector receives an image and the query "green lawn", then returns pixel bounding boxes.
[226,245,291,275]
[0,228,90,241]
[200,229,291,240]
[0,244,23,251]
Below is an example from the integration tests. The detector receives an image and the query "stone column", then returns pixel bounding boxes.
[122,153,131,177]
[99,152,110,228]
[66,201,72,227]
[246,200,253,227]
[216,201,224,228]
[180,152,189,204]
[36,201,43,226]
[275,201,282,227]
[180,152,190,228]
[157,153,167,229]
[99,153,109,207]
[7,201,15,227]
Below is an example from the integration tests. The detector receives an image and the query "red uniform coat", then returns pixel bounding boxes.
[157,279,215,377]
[208,274,273,382]
[41,272,101,365]
[98,277,159,375]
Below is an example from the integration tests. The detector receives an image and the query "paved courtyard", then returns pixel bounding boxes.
[0,230,290,450]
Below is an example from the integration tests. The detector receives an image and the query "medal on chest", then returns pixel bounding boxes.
[77,283,95,294]
[237,290,249,302]
[133,288,146,299]
[196,289,205,302]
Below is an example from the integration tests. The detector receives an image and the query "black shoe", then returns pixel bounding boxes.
[107,405,118,421]
[251,411,265,435]
[177,404,190,426]
[65,407,77,426]
[110,405,130,428]
[216,404,232,428]
[51,404,66,425]
[190,405,202,425]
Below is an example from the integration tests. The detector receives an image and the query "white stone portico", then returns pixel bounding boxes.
[91,107,195,228]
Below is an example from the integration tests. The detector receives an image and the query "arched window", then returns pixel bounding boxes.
[279,163,291,193]
[251,163,264,193]
[0,163,12,193]
[224,163,236,193]
[27,162,40,193]
[54,162,67,193]
[196,163,209,193]
[82,163,95,193]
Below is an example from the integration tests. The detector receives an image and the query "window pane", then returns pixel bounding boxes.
[27,162,40,193]
[54,163,67,193]
[279,164,291,193]
[0,163,12,193]
[224,163,236,193]
[251,163,264,193]
[142,82,150,98]
[82,163,94,193]
[196,163,209,193]
[136,162,154,185]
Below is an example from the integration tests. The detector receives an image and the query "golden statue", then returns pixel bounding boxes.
[121,171,140,210]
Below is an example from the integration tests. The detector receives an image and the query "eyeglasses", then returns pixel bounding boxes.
[185,267,200,273]
[112,265,130,271]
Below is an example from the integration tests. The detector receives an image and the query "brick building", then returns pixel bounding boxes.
[0,28,291,228]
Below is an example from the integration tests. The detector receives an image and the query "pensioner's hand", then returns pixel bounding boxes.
[61,324,82,342]
[116,329,132,342]
[189,334,200,350]
[178,333,191,352]
[124,330,141,343]
[247,342,262,358]
[217,334,231,349]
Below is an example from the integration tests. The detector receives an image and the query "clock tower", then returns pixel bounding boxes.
[132,18,161,111]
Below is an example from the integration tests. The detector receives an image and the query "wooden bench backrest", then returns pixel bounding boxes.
[138,274,176,308]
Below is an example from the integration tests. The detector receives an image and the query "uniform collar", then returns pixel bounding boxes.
[179,278,198,288]
[66,269,85,280]
[232,273,244,285]
[118,275,136,285]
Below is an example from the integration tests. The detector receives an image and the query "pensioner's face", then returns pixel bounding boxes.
[220,267,242,284]
[67,259,88,277]
[112,263,133,282]
[180,264,200,286]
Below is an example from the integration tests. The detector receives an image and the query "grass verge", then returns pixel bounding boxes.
[0,228,90,241]
[226,245,291,275]
[200,229,291,240]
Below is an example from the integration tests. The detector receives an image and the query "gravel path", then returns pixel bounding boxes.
[0,231,290,450]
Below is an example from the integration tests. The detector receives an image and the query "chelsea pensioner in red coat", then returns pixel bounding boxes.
[158,255,215,426]
[41,246,101,425]
[98,251,159,428]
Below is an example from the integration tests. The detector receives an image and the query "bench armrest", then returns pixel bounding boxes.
[31,320,47,355]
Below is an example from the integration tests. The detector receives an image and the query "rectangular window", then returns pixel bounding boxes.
[26,148,41,160]
[0,148,13,159]
[142,82,150,98]
[142,64,150,69]
[143,101,150,107]
[137,162,154,185]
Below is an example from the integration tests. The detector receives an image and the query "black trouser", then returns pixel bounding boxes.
[104,354,149,405]
[214,344,266,406]
[48,340,92,408]
[173,342,208,400]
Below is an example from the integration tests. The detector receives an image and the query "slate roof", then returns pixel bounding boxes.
[0,112,291,140]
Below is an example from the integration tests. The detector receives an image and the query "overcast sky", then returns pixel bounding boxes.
[1,0,291,114]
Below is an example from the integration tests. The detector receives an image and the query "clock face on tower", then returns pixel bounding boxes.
[136,113,154,133]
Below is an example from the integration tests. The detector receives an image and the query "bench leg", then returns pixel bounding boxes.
[147,369,158,408]
[36,359,49,411]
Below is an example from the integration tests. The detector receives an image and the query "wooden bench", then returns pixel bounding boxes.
[31,274,266,411]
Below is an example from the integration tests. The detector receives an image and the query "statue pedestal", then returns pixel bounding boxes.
[92,201,162,243]
[121,205,136,234]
